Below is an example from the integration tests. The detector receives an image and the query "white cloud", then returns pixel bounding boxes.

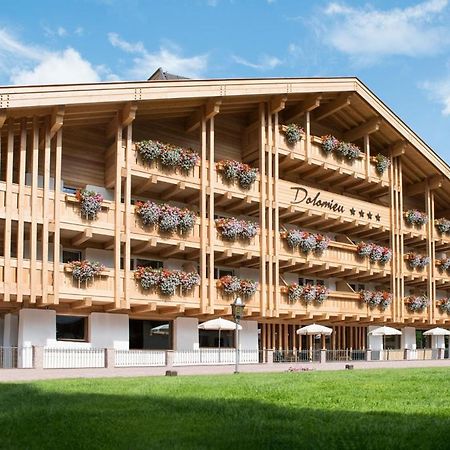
[108,33,208,78]
[422,78,450,115]
[323,0,449,63]
[0,28,106,85]
[232,54,282,70]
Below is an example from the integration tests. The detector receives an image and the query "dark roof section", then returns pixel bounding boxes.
[148,67,190,81]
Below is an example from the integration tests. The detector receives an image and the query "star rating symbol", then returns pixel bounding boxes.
[359,210,365,218]
[350,207,356,216]
[367,212,373,220]
[375,214,381,222]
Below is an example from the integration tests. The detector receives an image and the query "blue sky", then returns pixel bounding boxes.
[0,0,449,160]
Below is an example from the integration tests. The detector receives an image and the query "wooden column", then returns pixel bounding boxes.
[30,118,39,303]
[113,116,123,308]
[208,117,215,313]
[426,186,435,323]
[200,118,208,312]
[305,111,311,161]
[4,120,14,303]
[259,104,267,315]
[364,134,370,180]
[123,123,133,309]
[17,119,27,303]
[53,127,63,304]
[267,106,273,314]
[274,112,280,313]
[41,120,51,304]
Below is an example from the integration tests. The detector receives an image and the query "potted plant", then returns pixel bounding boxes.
[75,189,104,220]
[282,123,304,145]
[435,218,450,234]
[67,260,105,283]
[374,153,391,175]
[216,159,259,189]
[404,209,428,227]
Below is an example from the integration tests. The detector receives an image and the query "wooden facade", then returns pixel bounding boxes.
[1,76,450,351]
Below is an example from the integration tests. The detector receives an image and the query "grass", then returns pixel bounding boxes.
[1,368,449,450]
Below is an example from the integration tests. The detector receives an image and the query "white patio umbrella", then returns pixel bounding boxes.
[296,323,333,336]
[297,324,333,353]
[369,326,402,358]
[198,317,242,351]
[150,324,170,335]
[423,327,450,336]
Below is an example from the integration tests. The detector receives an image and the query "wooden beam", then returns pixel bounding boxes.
[159,242,185,258]
[131,303,157,314]
[134,174,158,195]
[343,117,381,142]
[314,93,353,121]
[72,298,92,309]
[185,98,221,133]
[50,106,65,139]
[405,175,443,196]
[283,94,322,123]
[0,109,7,129]
[71,228,93,247]
[121,102,138,127]
[270,95,287,114]
[391,141,407,157]
[160,182,185,200]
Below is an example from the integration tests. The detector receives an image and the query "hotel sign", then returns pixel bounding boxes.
[287,184,387,224]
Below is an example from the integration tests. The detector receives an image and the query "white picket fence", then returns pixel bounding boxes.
[0,347,34,368]
[43,348,106,369]
[173,349,259,366]
[115,350,166,367]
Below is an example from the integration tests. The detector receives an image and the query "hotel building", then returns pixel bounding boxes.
[1,69,450,362]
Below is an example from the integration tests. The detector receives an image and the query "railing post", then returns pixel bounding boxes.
[105,348,115,369]
[404,348,410,360]
[166,350,175,368]
[33,346,44,370]
[265,349,274,364]
[366,349,372,361]
[320,349,326,364]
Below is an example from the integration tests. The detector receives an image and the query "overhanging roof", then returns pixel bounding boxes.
[0,76,447,180]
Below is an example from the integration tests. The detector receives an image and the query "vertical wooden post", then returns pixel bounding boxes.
[123,123,132,309]
[305,111,311,161]
[17,119,27,303]
[53,128,62,305]
[426,186,434,323]
[364,134,370,180]
[208,117,215,313]
[200,118,208,312]
[4,120,14,303]
[41,120,51,304]
[267,106,273,313]
[30,118,39,303]
[114,116,123,308]
[274,112,280,314]
[259,104,267,316]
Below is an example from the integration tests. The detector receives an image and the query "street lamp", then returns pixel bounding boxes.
[231,296,244,374]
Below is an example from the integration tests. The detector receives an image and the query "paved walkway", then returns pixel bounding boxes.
[1,359,450,382]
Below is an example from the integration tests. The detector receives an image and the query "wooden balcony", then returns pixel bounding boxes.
[403,304,429,324]
[279,240,391,282]
[277,132,389,195]
[277,289,393,322]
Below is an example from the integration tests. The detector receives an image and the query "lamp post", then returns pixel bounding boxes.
[231,297,244,374]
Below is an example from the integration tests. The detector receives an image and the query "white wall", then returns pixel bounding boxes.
[401,327,416,350]
[3,314,18,347]
[239,320,258,350]
[85,249,114,268]
[89,313,129,349]
[173,317,199,350]
[18,309,56,347]
[367,326,383,350]
[432,335,445,349]
[238,268,259,281]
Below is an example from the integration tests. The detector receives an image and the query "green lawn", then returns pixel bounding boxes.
[1,368,449,450]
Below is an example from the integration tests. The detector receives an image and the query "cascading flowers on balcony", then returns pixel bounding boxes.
[320,135,362,161]
[439,298,450,314]
[215,217,259,240]
[134,267,200,295]
[407,252,430,270]
[135,201,196,233]
[68,260,105,283]
[282,123,304,145]
[216,160,259,189]
[217,275,258,297]
[374,153,391,175]
[406,295,429,312]
[136,140,200,172]
[435,218,450,235]
[281,229,330,255]
[404,209,428,227]
[438,257,450,271]
[286,283,329,305]
[360,290,392,310]
[75,189,104,220]
[356,242,392,264]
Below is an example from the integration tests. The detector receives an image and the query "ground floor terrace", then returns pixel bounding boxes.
[1,308,449,370]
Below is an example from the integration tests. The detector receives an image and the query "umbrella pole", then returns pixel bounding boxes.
[218,329,221,363]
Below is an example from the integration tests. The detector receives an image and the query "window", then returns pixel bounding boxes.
[129,320,172,350]
[130,259,163,270]
[56,316,87,341]
[350,283,365,292]
[199,329,234,348]
[63,186,77,195]
[62,250,82,263]
[214,267,234,279]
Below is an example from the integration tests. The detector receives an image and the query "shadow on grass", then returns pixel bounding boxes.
[0,381,447,450]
